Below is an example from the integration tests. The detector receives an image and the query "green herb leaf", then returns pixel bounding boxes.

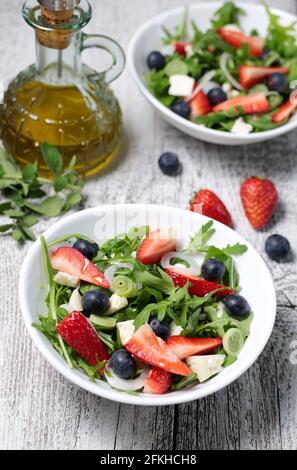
[41,143,64,175]
[0,224,14,233]
[54,175,68,192]
[23,162,38,182]
[63,191,82,211]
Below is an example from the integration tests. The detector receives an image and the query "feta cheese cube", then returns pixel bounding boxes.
[222,82,232,94]
[169,74,195,97]
[223,24,242,33]
[54,271,80,288]
[107,294,128,315]
[69,288,83,312]
[169,322,184,336]
[161,44,175,56]
[185,44,194,58]
[230,89,240,98]
[187,355,226,382]
[117,320,135,345]
[231,117,253,135]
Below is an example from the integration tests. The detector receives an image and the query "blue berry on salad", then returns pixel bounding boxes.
[265,234,291,262]
[207,87,228,106]
[224,294,251,320]
[147,51,165,71]
[82,290,110,317]
[267,73,288,94]
[73,239,98,260]
[171,100,191,119]
[201,258,226,282]
[159,152,181,176]
[149,317,170,340]
[110,349,137,379]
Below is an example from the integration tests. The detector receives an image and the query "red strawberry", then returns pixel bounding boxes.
[57,311,109,366]
[143,367,172,394]
[217,29,264,57]
[165,267,233,297]
[213,93,270,114]
[172,41,190,57]
[272,98,297,123]
[125,324,191,376]
[189,90,211,119]
[239,66,289,89]
[189,189,233,227]
[167,336,223,360]
[50,247,110,288]
[240,176,278,229]
[136,228,177,265]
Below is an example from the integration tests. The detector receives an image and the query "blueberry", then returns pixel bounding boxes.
[267,73,288,94]
[171,100,191,119]
[158,152,181,176]
[265,234,291,262]
[150,317,170,339]
[201,258,226,282]
[82,290,110,317]
[110,349,136,379]
[147,51,165,71]
[224,294,251,320]
[73,239,98,260]
[207,87,227,106]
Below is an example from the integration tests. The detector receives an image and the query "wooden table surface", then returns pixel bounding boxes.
[0,0,297,450]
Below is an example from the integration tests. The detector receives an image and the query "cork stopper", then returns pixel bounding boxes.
[36,5,75,49]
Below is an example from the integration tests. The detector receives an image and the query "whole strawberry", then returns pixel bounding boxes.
[240,176,278,229]
[189,189,233,227]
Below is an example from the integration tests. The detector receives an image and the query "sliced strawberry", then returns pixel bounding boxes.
[189,90,211,119]
[165,267,233,297]
[272,98,297,123]
[57,311,109,366]
[213,93,270,114]
[143,367,173,394]
[217,29,264,57]
[50,247,110,289]
[167,336,223,360]
[239,66,289,89]
[172,41,190,57]
[136,228,177,265]
[125,324,191,376]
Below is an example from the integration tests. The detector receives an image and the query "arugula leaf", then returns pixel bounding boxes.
[135,268,175,295]
[195,108,241,128]
[185,221,215,252]
[264,2,297,58]
[211,1,244,29]
[162,7,188,44]
[172,373,197,391]
[220,243,248,256]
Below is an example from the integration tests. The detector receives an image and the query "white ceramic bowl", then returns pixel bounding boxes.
[19,204,276,406]
[128,2,297,146]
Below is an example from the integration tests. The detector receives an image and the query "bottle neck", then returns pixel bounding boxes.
[35,33,82,85]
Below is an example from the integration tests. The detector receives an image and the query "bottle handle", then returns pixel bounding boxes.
[81,33,125,84]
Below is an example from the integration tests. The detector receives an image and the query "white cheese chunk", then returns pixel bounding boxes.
[223,24,242,33]
[230,89,240,98]
[161,44,175,56]
[222,82,232,94]
[216,301,226,319]
[231,117,253,135]
[117,320,135,345]
[169,74,195,97]
[106,294,128,315]
[169,322,184,336]
[54,271,80,288]
[185,44,194,58]
[69,288,83,312]
[187,355,226,382]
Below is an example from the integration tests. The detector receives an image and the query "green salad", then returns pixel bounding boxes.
[146,2,297,133]
[34,221,253,395]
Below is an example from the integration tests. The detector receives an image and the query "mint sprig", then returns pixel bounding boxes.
[0,144,84,243]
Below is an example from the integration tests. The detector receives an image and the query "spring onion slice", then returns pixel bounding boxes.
[220,53,244,91]
[112,275,137,298]
[223,328,244,356]
[105,364,149,392]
